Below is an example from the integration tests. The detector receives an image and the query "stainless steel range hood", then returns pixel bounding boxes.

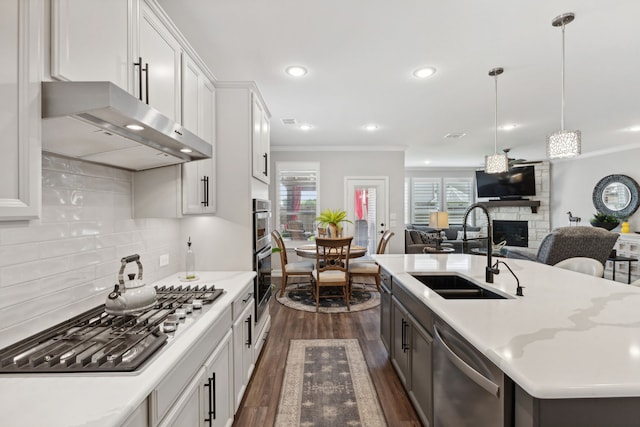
[41,81,212,171]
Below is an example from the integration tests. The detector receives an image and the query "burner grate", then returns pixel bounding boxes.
[0,284,224,373]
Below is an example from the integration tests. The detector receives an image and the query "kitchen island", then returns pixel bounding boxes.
[0,271,257,427]
[374,253,640,427]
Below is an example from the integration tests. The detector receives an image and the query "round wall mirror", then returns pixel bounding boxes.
[592,174,640,218]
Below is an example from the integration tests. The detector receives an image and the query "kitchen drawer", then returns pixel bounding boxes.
[151,305,232,425]
[232,283,254,321]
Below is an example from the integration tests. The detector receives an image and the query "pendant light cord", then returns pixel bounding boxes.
[560,21,566,131]
[494,73,499,154]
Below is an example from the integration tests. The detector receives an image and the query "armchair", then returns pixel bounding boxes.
[504,226,619,266]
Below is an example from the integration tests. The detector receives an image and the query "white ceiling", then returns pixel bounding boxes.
[157,0,640,168]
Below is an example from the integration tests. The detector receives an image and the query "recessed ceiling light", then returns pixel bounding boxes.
[444,132,466,139]
[364,124,379,131]
[285,65,308,77]
[299,124,312,131]
[424,160,431,165]
[126,124,144,131]
[499,124,518,131]
[413,67,437,79]
[627,125,640,132]
[180,148,193,153]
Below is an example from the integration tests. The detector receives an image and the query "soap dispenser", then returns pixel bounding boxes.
[186,237,196,280]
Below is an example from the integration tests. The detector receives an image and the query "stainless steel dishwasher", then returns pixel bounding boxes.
[433,320,512,427]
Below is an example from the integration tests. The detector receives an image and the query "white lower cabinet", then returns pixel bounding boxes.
[232,294,255,411]
[152,306,233,426]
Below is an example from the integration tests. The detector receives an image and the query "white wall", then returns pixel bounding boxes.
[550,148,640,231]
[0,154,181,348]
[269,149,405,254]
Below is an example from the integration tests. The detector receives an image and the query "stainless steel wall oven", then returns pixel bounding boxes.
[252,199,272,322]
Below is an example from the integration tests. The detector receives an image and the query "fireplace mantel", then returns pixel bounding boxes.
[479,200,541,213]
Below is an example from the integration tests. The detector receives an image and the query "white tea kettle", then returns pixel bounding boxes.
[105,254,157,316]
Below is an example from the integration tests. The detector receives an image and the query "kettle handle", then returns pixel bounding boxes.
[118,254,143,285]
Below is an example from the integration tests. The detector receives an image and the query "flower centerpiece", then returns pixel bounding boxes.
[590,213,620,231]
[316,208,352,237]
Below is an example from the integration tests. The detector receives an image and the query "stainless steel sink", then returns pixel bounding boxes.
[410,274,508,299]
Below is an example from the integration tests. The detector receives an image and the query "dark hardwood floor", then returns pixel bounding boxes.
[232,298,422,426]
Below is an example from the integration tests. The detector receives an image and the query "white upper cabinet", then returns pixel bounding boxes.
[137,1,181,121]
[182,53,216,214]
[0,0,41,220]
[51,0,132,91]
[251,94,271,184]
[51,0,182,123]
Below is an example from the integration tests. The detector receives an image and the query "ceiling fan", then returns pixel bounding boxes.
[502,148,543,167]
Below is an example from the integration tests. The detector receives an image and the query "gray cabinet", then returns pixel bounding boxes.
[409,318,433,427]
[380,268,392,353]
[391,296,410,386]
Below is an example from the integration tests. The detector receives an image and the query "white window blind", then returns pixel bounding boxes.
[444,178,474,224]
[277,164,318,238]
[410,178,440,224]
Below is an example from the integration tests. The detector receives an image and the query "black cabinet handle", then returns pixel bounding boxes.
[201,176,209,207]
[401,318,409,352]
[134,57,144,101]
[143,62,149,104]
[242,292,254,304]
[263,153,268,176]
[134,57,149,104]
[204,376,213,426]
[211,373,216,420]
[246,315,252,348]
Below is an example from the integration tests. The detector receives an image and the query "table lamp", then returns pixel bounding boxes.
[429,211,449,250]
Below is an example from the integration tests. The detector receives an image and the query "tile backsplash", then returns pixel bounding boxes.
[0,153,181,348]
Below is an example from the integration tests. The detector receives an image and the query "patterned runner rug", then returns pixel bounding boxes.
[275,339,387,427]
[275,283,380,313]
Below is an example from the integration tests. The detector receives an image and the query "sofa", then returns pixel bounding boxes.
[405,224,483,254]
[503,226,619,266]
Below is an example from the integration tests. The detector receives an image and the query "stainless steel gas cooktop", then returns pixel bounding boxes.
[0,285,224,373]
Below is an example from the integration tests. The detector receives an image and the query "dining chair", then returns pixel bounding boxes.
[554,256,604,277]
[271,230,314,297]
[349,230,394,293]
[312,237,353,312]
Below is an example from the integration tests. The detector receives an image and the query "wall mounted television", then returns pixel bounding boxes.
[475,165,536,200]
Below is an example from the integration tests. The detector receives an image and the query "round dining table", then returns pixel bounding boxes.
[294,244,368,259]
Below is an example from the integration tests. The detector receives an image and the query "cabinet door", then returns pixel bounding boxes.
[0,0,40,220]
[158,367,206,427]
[410,318,433,427]
[251,95,269,183]
[380,281,392,354]
[50,0,131,91]
[138,1,181,121]
[203,331,233,427]
[391,297,410,386]
[232,300,255,411]
[181,54,216,215]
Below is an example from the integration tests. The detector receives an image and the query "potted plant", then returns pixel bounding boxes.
[590,213,620,231]
[316,208,352,237]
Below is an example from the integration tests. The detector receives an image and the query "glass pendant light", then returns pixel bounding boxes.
[547,12,581,159]
[484,67,509,174]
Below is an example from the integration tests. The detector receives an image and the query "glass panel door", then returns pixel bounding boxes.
[346,178,388,255]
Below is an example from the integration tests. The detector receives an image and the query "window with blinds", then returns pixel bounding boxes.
[276,163,319,239]
[405,176,475,225]
[410,178,440,224]
[444,178,475,224]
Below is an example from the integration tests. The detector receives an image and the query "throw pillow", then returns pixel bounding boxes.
[420,232,440,244]
[456,231,480,240]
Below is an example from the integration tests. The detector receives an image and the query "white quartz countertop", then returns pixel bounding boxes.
[0,271,255,427]
[373,254,640,400]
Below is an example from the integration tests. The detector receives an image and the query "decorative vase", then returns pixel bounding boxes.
[621,221,630,233]
[327,224,340,237]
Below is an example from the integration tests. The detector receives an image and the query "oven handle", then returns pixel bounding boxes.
[433,323,500,397]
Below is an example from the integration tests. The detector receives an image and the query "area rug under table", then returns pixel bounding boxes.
[275,283,380,313]
[275,339,387,427]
